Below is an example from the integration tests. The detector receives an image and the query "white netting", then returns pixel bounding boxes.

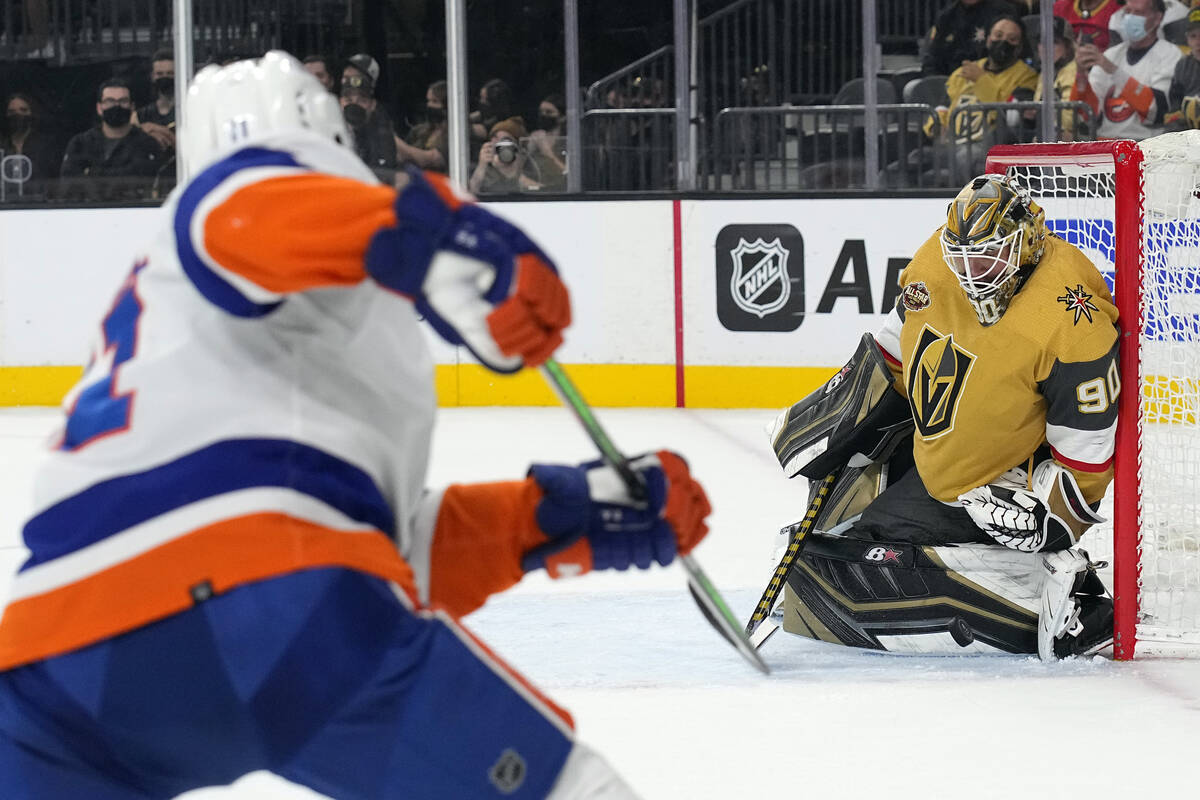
[1004,133,1200,655]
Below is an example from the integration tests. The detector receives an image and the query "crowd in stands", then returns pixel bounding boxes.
[0,49,568,203]
[8,1,1200,199]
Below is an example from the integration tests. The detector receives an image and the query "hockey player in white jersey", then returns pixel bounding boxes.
[0,52,711,799]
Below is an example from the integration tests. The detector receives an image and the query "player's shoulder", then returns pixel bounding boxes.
[1011,235,1117,351]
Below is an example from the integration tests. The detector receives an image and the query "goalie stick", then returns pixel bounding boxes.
[539,358,770,675]
[745,471,837,638]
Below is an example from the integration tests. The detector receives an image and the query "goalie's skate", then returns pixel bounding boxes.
[1038,549,1113,660]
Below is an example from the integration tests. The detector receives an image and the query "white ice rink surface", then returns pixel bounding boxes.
[3,406,1200,800]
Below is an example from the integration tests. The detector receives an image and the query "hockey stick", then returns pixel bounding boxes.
[539,358,770,675]
[744,471,837,638]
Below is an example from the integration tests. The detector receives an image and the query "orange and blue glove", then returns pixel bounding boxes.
[366,168,570,373]
[522,451,712,578]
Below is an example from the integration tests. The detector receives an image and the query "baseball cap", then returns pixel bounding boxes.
[1189,8,1200,30]
[346,53,380,85]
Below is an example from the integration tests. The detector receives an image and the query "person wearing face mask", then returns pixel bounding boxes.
[60,78,162,201]
[930,15,1038,152]
[135,50,176,152]
[469,78,514,153]
[1073,0,1181,140]
[339,71,399,184]
[1010,15,1082,141]
[1,92,62,198]
[396,80,449,173]
[527,94,567,192]
[923,0,1030,76]
[1108,0,1190,45]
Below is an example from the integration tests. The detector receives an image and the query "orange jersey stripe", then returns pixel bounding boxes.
[204,174,397,294]
[0,513,416,671]
[1117,77,1155,117]
[429,479,549,617]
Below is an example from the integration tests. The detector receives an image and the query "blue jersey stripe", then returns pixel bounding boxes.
[22,438,396,569]
[174,147,303,317]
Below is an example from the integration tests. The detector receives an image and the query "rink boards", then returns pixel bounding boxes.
[0,197,950,407]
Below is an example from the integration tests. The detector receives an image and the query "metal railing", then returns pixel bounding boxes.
[943,100,1098,185]
[584,45,675,111]
[581,108,675,191]
[707,103,942,190]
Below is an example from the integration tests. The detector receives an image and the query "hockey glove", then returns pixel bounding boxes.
[958,461,1105,553]
[365,168,570,373]
[522,451,712,578]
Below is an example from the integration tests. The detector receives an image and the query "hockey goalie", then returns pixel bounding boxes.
[760,174,1117,659]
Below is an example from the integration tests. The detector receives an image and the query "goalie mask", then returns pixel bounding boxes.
[941,174,1046,326]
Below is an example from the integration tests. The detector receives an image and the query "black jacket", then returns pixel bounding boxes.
[59,125,164,201]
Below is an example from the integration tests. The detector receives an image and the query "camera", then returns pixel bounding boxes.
[494,139,519,164]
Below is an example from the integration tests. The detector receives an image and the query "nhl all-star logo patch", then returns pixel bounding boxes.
[1058,284,1098,325]
[901,281,931,312]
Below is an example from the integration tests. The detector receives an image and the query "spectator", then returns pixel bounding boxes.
[923,0,1028,76]
[303,54,336,93]
[527,93,567,191]
[1110,0,1190,44]
[342,53,380,92]
[339,72,398,182]
[1054,0,1122,50]
[934,15,1039,143]
[396,79,448,172]
[1011,15,1082,140]
[1165,7,1200,129]
[60,78,163,201]
[468,117,542,195]
[469,78,514,148]
[1073,0,1181,140]
[135,49,175,151]
[1,92,62,197]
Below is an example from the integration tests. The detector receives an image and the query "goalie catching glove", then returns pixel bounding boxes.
[523,451,712,577]
[958,460,1104,553]
[366,168,570,373]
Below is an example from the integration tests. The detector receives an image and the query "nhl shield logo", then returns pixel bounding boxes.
[715,223,805,332]
[730,238,791,318]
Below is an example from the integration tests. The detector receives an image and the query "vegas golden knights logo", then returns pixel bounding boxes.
[907,325,976,439]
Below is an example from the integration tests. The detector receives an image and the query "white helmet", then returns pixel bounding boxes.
[182,50,352,175]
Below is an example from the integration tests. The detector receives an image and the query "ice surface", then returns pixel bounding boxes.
[3,407,1199,799]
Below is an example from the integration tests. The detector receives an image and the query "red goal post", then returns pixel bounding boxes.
[987,137,1200,660]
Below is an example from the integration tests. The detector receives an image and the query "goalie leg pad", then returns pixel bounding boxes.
[782,533,1044,654]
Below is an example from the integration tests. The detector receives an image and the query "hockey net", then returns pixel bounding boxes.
[987,134,1200,659]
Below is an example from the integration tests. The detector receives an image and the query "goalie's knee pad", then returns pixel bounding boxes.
[782,533,1046,654]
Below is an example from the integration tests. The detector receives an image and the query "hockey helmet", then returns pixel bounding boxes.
[940,174,1046,326]
[181,51,353,175]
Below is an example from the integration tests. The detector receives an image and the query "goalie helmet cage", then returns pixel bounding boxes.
[987,135,1200,660]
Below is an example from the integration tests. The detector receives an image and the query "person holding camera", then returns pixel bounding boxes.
[468,117,542,195]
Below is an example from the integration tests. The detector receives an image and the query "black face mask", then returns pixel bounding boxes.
[343,103,368,128]
[154,76,175,98]
[477,100,494,119]
[6,113,31,134]
[537,113,560,131]
[987,40,1019,68]
[101,105,132,127]
[426,105,446,123]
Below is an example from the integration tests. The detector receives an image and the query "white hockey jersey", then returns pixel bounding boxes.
[0,134,448,669]
[1074,37,1181,140]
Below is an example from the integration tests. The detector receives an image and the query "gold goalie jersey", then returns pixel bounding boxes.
[875,230,1119,505]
